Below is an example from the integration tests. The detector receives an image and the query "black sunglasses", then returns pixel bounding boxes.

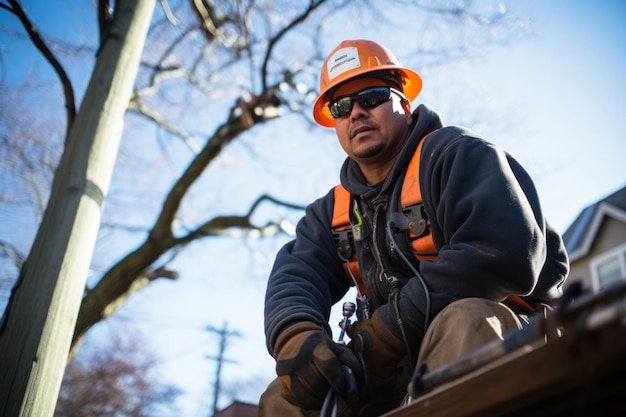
[329,86,403,119]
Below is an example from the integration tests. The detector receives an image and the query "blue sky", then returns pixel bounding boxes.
[456,0,626,233]
[1,1,626,415]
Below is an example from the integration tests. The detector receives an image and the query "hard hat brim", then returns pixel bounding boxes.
[313,66,422,128]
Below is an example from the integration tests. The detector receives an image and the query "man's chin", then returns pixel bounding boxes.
[352,143,384,160]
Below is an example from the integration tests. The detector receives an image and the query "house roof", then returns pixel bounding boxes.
[562,184,626,262]
[213,401,257,417]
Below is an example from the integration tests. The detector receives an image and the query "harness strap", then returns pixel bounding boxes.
[332,185,366,296]
[401,138,437,261]
[400,139,424,207]
[503,294,546,313]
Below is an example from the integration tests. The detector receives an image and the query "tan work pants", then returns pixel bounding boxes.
[257,298,522,417]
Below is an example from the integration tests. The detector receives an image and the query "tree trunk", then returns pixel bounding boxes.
[0,1,155,416]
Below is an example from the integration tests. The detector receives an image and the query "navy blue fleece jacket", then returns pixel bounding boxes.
[264,104,569,356]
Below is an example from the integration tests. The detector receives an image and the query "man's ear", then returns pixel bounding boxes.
[402,98,412,121]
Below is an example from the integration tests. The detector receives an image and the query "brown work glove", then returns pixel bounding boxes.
[274,322,363,411]
[348,309,408,416]
[348,309,406,378]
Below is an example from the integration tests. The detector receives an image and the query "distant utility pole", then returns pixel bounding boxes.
[0,1,155,416]
[206,322,241,417]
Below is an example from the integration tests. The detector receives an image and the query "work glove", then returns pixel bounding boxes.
[348,309,406,379]
[348,309,408,416]
[274,322,363,411]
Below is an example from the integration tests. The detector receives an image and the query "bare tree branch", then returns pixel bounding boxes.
[0,242,24,273]
[191,0,225,42]
[176,194,306,244]
[98,0,113,45]
[159,0,180,26]
[58,333,181,415]
[71,96,297,352]
[2,0,77,135]
[261,0,327,91]
[131,91,202,153]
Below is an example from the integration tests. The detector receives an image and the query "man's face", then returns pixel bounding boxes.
[329,78,413,173]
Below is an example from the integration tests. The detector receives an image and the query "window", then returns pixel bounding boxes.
[590,243,626,292]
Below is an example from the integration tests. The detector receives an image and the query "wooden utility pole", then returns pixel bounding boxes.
[206,322,241,417]
[0,1,155,416]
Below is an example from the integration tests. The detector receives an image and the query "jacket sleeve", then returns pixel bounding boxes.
[264,188,351,356]
[384,127,569,342]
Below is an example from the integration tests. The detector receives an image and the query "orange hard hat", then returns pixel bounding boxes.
[313,39,423,127]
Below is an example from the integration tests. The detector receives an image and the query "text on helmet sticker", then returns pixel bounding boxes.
[327,47,361,81]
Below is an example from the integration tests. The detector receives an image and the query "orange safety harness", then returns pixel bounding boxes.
[331,137,540,314]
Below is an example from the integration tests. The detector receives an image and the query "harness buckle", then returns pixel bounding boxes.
[405,203,428,238]
[334,229,355,261]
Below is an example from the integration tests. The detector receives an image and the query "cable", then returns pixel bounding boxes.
[386,220,431,330]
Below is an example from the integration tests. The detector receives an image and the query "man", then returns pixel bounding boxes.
[259,39,569,417]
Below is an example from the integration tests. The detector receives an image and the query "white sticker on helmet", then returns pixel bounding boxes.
[327,47,361,81]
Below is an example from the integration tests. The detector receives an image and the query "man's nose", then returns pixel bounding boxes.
[350,100,368,120]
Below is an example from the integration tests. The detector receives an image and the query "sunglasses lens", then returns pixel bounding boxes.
[329,87,391,118]
[330,97,353,118]
[360,88,390,108]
